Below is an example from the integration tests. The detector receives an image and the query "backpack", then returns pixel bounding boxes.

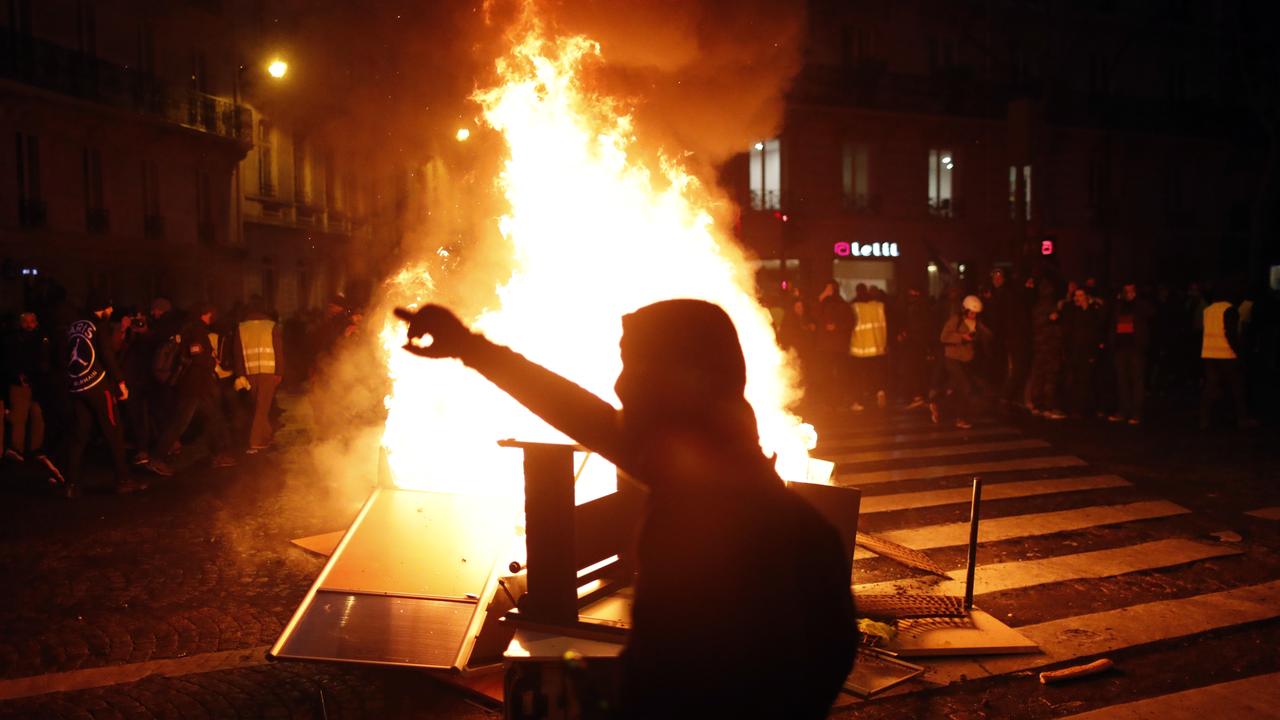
[152,335,189,386]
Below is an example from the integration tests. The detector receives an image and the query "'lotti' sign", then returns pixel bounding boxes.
[834,241,899,258]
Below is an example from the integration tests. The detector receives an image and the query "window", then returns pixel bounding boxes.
[15,132,43,228]
[196,169,213,243]
[83,147,107,233]
[142,159,163,239]
[293,133,311,204]
[842,141,870,210]
[841,26,875,65]
[258,120,275,196]
[75,0,97,57]
[1008,164,1031,220]
[749,139,781,210]
[928,149,954,217]
[928,36,957,74]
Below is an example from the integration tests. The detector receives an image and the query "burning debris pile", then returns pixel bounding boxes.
[378,21,816,494]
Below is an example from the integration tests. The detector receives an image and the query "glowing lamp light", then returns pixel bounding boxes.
[753,142,764,151]
[941,155,952,164]
[267,59,288,79]
[455,127,471,142]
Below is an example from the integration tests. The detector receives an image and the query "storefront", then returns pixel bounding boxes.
[832,241,899,299]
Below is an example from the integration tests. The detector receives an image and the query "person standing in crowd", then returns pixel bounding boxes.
[235,295,284,453]
[778,297,817,388]
[64,293,146,497]
[896,287,934,409]
[984,269,1010,399]
[146,303,236,476]
[119,309,157,464]
[1025,281,1067,420]
[1062,287,1105,418]
[1004,275,1035,408]
[849,283,889,411]
[1200,286,1258,429]
[3,312,61,478]
[815,281,854,411]
[1108,282,1153,425]
[934,295,991,429]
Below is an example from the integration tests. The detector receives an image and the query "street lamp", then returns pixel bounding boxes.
[455,127,471,142]
[267,59,288,79]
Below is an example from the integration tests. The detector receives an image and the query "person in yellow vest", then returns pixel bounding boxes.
[1200,288,1257,429]
[849,283,889,411]
[234,295,285,452]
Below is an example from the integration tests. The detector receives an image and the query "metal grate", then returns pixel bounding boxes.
[856,532,950,577]
[857,593,967,620]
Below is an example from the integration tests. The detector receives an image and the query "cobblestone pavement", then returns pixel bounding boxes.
[0,394,499,719]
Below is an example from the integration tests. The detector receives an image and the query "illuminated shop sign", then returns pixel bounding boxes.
[834,241,899,258]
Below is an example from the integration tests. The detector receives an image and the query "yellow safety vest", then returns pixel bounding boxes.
[850,301,888,357]
[239,319,277,374]
[1201,302,1235,360]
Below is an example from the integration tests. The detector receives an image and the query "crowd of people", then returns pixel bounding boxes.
[1,281,362,498]
[773,268,1279,431]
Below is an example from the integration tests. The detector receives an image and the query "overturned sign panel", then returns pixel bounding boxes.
[271,487,522,671]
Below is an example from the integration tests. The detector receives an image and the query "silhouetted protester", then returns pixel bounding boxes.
[1108,282,1153,425]
[235,295,284,452]
[1062,288,1105,418]
[815,280,854,410]
[850,283,889,411]
[934,295,992,429]
[897,287,933,408]
[1025,281,1066,419]
[395,300,857,719]
[119,308,157,464]
[4,312,58,477]
[778,297,817,387]
[146,303,237,476]
[64,292,146,497]
[1200,285,1257,429]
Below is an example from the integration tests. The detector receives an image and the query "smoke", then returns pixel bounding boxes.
[241,0,807,506]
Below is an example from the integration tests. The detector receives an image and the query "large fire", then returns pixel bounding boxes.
[378,26,818,496]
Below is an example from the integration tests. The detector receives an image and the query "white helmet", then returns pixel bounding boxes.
[963,295,983,313]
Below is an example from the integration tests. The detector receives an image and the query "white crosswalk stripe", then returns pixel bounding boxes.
[812,413,1271,713]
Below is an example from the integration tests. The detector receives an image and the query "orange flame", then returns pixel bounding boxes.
[379,27,819,495]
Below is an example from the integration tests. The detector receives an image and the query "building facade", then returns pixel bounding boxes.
[0,0,403,317]
[731,0,1260,298]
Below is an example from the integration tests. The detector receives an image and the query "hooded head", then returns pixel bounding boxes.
[614,299,756,449]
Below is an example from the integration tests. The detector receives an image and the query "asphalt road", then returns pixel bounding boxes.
[0,391,1276,719]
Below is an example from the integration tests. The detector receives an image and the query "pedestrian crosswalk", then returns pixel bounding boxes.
[811,412,1280,711]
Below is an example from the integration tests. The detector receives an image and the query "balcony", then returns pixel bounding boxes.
[0,30,247,143]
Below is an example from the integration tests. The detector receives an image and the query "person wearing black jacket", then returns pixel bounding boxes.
[1108,283,1154,424]
[146,303,236,475]
[395,300,858,719]
[64,293,146,496]
[3,311,61,479]
[1062,288,1106,417]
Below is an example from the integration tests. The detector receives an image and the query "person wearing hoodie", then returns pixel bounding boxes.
[64,292,147,497]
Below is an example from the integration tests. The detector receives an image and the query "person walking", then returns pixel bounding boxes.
[3,311,64,481]
[146,303,237,475]
[1199,288,1257,429]
[849,283,889,411]
[897,287,934,409]
[64,293,146,497]
[934,295,992,428]
[1108,282,1153,425]
[235,295,284,453]
[778,297,817,389]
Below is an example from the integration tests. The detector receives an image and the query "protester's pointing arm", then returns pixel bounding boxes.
[395,306,626,463]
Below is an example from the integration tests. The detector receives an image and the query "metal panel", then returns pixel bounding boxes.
[278,591,476,667]
[271,487,521,670]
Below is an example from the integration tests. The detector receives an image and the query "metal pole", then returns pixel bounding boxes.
[964,476,983,610]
